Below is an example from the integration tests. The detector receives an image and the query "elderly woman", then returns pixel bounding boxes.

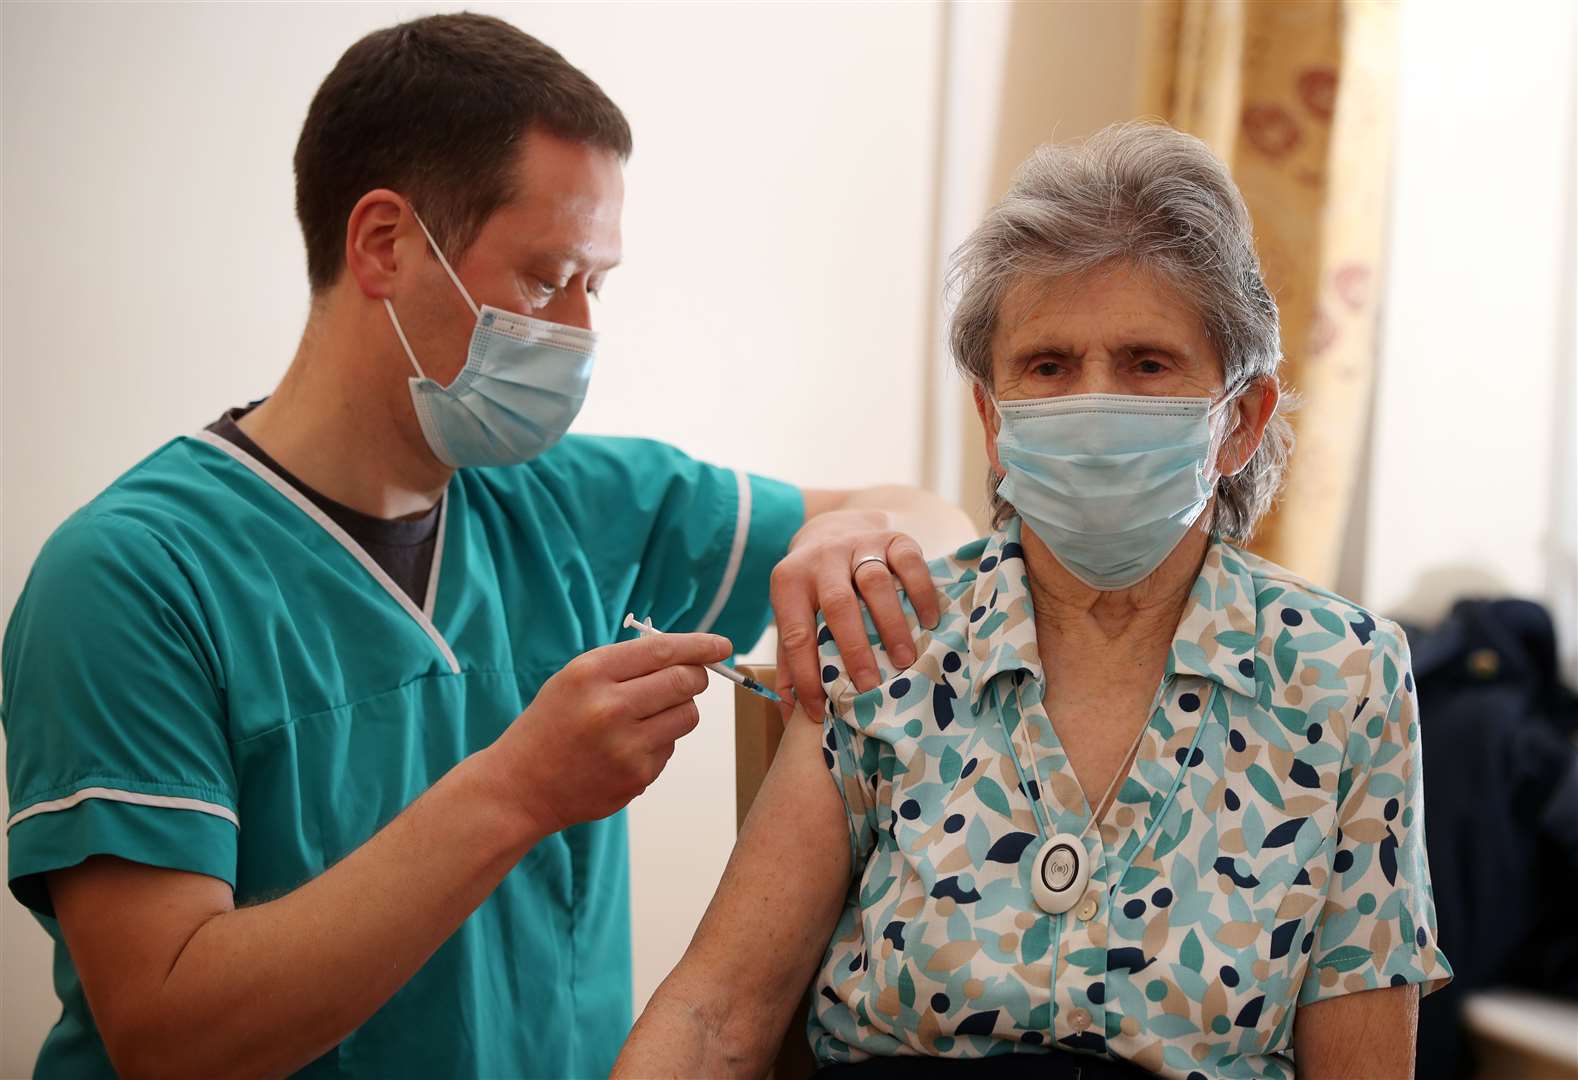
[616,123,1450,1079]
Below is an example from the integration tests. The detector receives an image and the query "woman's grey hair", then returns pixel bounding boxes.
[949,121,1293,540]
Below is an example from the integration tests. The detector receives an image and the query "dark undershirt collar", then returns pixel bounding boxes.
[205,402,440,548]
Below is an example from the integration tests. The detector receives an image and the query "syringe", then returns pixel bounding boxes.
[621,613,782,703]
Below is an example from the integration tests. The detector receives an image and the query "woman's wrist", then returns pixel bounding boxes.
[613,986,717,1077]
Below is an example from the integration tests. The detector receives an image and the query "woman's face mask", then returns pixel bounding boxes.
[992,391,1240,590]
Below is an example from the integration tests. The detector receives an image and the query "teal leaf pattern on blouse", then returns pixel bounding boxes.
[809,518,1452,1078]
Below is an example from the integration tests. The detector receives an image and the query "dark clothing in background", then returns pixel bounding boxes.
[1407,599,1578,1079]
[207,405,440,606]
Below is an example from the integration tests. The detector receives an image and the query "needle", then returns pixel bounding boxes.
[621,613,782,703]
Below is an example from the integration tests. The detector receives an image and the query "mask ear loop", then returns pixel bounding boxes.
[1205,379,1251,483]
[1197,386,1245,543]
[409,210,480,318]
[987,391,1010,491]
[384,299,428,380]
[381,206,483,382]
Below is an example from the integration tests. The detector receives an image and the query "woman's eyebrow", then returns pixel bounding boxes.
[1005,336,1199,365]
[1119,341,1192,361]
[1010,342,1080,363]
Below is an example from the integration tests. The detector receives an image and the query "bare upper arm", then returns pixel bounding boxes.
[1293,983,1419,1079]
[664,709,851,1055]
[48,856,234,1051]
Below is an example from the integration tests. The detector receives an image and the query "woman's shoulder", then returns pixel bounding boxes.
[815,534,999,721]
[1210,541,1416,736]
[1217,541,1408,653]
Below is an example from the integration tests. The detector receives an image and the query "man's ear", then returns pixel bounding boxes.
[344,188,415,302]
[1217,375,1280,477]
[973,382,1003,477]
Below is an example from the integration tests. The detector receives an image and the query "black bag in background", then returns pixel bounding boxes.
[1404,598,1578,1079]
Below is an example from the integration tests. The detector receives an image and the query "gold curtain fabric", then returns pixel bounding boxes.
[1139,0,1400,586]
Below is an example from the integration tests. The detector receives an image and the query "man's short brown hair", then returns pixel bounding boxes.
[294,12,631,293]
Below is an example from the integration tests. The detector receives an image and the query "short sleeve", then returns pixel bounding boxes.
[1298,624,1453,1005]
[823,709,881,872]
[540,436,803,651]
[3,516,237,916]
[817,620,883,871]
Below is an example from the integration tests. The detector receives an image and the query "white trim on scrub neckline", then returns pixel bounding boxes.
[423,493,448,620]
[693,469,751,635]
[191,430,461,675]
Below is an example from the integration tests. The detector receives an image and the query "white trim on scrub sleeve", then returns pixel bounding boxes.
[693,468,751,634]
[6,785,239,831]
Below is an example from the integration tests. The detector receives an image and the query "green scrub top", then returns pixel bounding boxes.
[3,430,803,1078]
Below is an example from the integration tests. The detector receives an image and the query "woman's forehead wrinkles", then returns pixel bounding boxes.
[993,266,1220,371]
[993,279,1077,358]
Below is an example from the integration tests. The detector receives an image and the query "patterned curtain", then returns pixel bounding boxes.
[1139,0,1401,586]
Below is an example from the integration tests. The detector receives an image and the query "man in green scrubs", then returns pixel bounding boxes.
[1,14,964,1077]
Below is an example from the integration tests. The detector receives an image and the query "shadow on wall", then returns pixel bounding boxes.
[1389,565,1516,631]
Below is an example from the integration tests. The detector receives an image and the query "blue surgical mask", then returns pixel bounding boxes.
[994,392,1234,590]
[383,212,595,468]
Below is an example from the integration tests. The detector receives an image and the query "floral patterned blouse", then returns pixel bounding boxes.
[810,519,1451,1079]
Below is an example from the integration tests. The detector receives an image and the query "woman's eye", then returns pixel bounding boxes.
[1135,358,1168,375]
[1032,361,1063,377]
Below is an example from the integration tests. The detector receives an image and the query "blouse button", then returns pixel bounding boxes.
[1069,1007,1093,1031]
[1076,893,1100,922]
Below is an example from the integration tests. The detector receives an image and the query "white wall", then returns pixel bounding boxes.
[7,0,1576,1072]
[0,2,941,1071]
[1362,0,1578,669]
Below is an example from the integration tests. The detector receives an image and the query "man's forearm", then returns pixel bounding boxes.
[105,748,543,1077]
[822,484,977,555]
[55,633,726,1078]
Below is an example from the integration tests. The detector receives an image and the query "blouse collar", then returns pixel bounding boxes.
[964,517,1260,710]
